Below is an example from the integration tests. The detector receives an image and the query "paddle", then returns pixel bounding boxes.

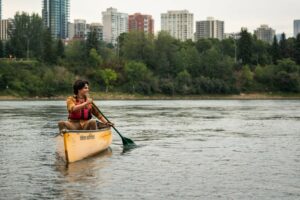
[91,102,136,148]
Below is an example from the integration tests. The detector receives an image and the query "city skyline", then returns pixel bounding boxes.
[2,0,300,37]
[42,0,69,39]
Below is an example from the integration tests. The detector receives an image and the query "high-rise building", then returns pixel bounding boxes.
[224,32,240,40]
[129,13,154,34]
[74,19,86,39]
[67,22,74,39]
[275,33,282,42]
[161,10,194,41]
[294,20,300,38]
[102,7,128,45]
[254,24,275,44]
[195,17,224,41]
[89,23,104,41]
[0,19,13,41]
[42,0,70,39]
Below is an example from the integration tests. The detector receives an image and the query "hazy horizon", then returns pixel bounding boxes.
[3,0,300,37]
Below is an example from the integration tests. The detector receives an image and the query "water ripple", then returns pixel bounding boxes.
[0,100,300,199]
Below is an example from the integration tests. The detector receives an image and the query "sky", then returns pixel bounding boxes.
[3,0,300,37]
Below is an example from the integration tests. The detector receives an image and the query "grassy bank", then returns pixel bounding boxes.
[1,92,300,100]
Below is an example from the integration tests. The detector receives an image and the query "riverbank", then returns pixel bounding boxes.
[1,92,300,100]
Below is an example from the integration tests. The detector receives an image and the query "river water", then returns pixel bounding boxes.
[0,100,300,199]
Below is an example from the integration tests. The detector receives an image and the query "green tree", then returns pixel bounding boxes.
[29,13,44,59]
[86,29,99,53]
[254,65,275,90]
[286,37,296,59]
[41,66,75,96]
[9,12,44,59]
[9,12,31,58]
[56,39,65,59]
[220,38,236,58]
[4,41,13,58]
[99,68,117,92]
[240,65,254,91]
[199,48,234,80]
[42,28,56,64]
[88,48,103,68]
[124,61,153,93]
[271,36,280,64]
[120,31,155,68]
[64,40,87,74]
[237,29,253,64]
[279,33,288,58]
[179,46,200,76]
[276,59,299,73]
[159,78,175,95]
[0,40,4,58]
[294,34,300,65]
[154,31,180,77]
[175,70,192,94]
[274,71,300,92]
[195,39,213,53]
[252,38,271,65]
[118,32,127,51]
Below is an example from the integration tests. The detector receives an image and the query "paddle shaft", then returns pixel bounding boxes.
[92,103,124,139]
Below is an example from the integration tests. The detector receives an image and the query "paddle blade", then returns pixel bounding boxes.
[121,137,137,148]
[122,137,135,145]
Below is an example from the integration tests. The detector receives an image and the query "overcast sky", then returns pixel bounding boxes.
[3,0,300,36]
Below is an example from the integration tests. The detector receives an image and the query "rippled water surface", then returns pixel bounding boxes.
[0,100,300,199]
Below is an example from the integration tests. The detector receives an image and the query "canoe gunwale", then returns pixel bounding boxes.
[62,128,111,134]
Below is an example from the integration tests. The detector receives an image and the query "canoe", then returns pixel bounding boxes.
[57,128,112,163]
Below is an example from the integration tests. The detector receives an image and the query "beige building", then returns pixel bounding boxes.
[224,32,240,40]
[67,22,74,39]
[254,25,275,44]
[74,19,86,39]
[89,23,103,41]
[161,10,194,41]
[0,19,13,41]
[102,7,128,45]
[195,17,224,41]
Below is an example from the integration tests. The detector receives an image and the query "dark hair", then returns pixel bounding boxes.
[73,80,89,95]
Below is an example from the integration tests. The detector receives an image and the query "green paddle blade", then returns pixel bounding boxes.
[92,102,137,148]
[121,137,136,146]
[122,137,137,152]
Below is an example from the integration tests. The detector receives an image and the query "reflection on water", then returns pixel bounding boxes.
[0,100,300,199]
[55,148,112,181]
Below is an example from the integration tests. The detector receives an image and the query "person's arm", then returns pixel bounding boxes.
[72,98,93,112]
[91,105,114,126]
[67,97,93,113]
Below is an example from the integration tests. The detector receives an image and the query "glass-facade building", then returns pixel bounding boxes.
[294,20,300,38]
[42,0,69,39]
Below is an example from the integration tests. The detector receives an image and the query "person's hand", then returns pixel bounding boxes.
[86,98,93,104]
[105,121,114,127]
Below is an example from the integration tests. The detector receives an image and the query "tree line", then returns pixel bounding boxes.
[0,12,300,97]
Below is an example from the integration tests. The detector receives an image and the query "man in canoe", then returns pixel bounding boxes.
[58,80,113,132]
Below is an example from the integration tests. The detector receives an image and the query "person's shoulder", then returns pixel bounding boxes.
[67,95,76,102]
